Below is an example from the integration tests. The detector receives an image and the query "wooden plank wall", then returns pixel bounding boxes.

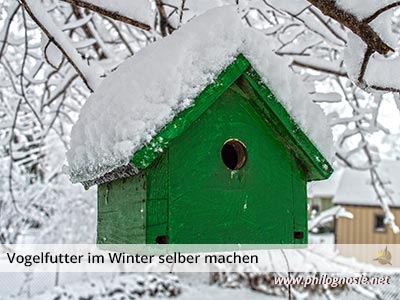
[146,153,169,244]
[97,173,146,244]
[336,205,400,244]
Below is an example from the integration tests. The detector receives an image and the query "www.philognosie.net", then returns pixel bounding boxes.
[274,274,390,288]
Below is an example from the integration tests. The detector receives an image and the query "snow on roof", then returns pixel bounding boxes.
[308,169,343,198]
[66,6,334,184]
[333,161,400,207]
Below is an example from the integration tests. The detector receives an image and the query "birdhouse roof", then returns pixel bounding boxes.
[66,6,334,188]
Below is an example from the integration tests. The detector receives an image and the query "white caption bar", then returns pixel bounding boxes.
[0,244,398,273]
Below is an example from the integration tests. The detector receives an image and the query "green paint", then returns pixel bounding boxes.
[97,173,146,244]
[132,54,332,181]
[97,53,332,244]
[168,83,305,243]
[131,55,250,170]
[146,154,169,244]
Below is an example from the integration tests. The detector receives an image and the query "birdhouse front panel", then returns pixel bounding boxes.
[167,82,308,244]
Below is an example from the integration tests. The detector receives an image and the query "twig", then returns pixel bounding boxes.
[356,46,374,87]
[8,99,24,215]
[20,8,44,128]
[308,8,346,44]
[104,18,134,56]
[292,59,347,77]
[364,1,400,23]
[0,4,20,59]
[20,0,101,92]
[71,6,106,59]
[179,0,186,27]
[156,0,173,36]
[60,0,151,31]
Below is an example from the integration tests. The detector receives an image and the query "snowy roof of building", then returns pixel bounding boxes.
[308,169,343,198]
[65,6,334,185]
[333,161,400,207]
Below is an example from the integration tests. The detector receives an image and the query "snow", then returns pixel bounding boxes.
[344,32,367,84]
[265,0,309,16]
[308,232,335,244]
[175,284,285,300]
[335,0,398,20]
[308,205,353,231]
[344,31,400,90]
[82,0,153,25]
[66,6,334,184]
[26,0,104,92]
[333,160,400,207]
[368,9,397,48]
[0,2,19,53]
[308,169,343,198]
[2,272,285,300]
[4,273,181,300]
[342,1,398,88]
[41,33,63,69]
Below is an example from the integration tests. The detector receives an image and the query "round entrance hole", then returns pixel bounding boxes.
[221,139,247,170]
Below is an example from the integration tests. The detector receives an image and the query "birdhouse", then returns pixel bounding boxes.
[66,7,333,245]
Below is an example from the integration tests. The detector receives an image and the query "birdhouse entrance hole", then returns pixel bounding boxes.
[221,139,247,170]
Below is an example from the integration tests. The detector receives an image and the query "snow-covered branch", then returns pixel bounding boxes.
[307,0,394,55]
[306,0,400,93]
[20,0,104,92]
[60,0,152,31]
[308,206,353,232]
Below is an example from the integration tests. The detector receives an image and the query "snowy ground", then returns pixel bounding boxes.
[165,273,284,300]
[308,232,335,245]
[172,284,284,300]
[1,272,285,300]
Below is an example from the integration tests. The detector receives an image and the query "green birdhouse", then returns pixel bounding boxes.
[66,8,334,246]
[80,54,332,245]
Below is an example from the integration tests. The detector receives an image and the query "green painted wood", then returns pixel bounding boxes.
[242,69,333,180]
[167,83,305,244]
[290,162,308,244]
[131,54,333,181]
[98,54,333,245]
[97,173,146,244]
[132,55,250,169]
[145,153,169,244]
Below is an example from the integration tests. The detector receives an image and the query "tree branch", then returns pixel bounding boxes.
[292,59,347,77]
[71,6,106,59]
[364,1,400,23]
[356,46,374,87]
[156,0,167,36]
[0,3,20,59]
[60,0,151,31]
[20,0,103,92]
[307,0,394,55]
